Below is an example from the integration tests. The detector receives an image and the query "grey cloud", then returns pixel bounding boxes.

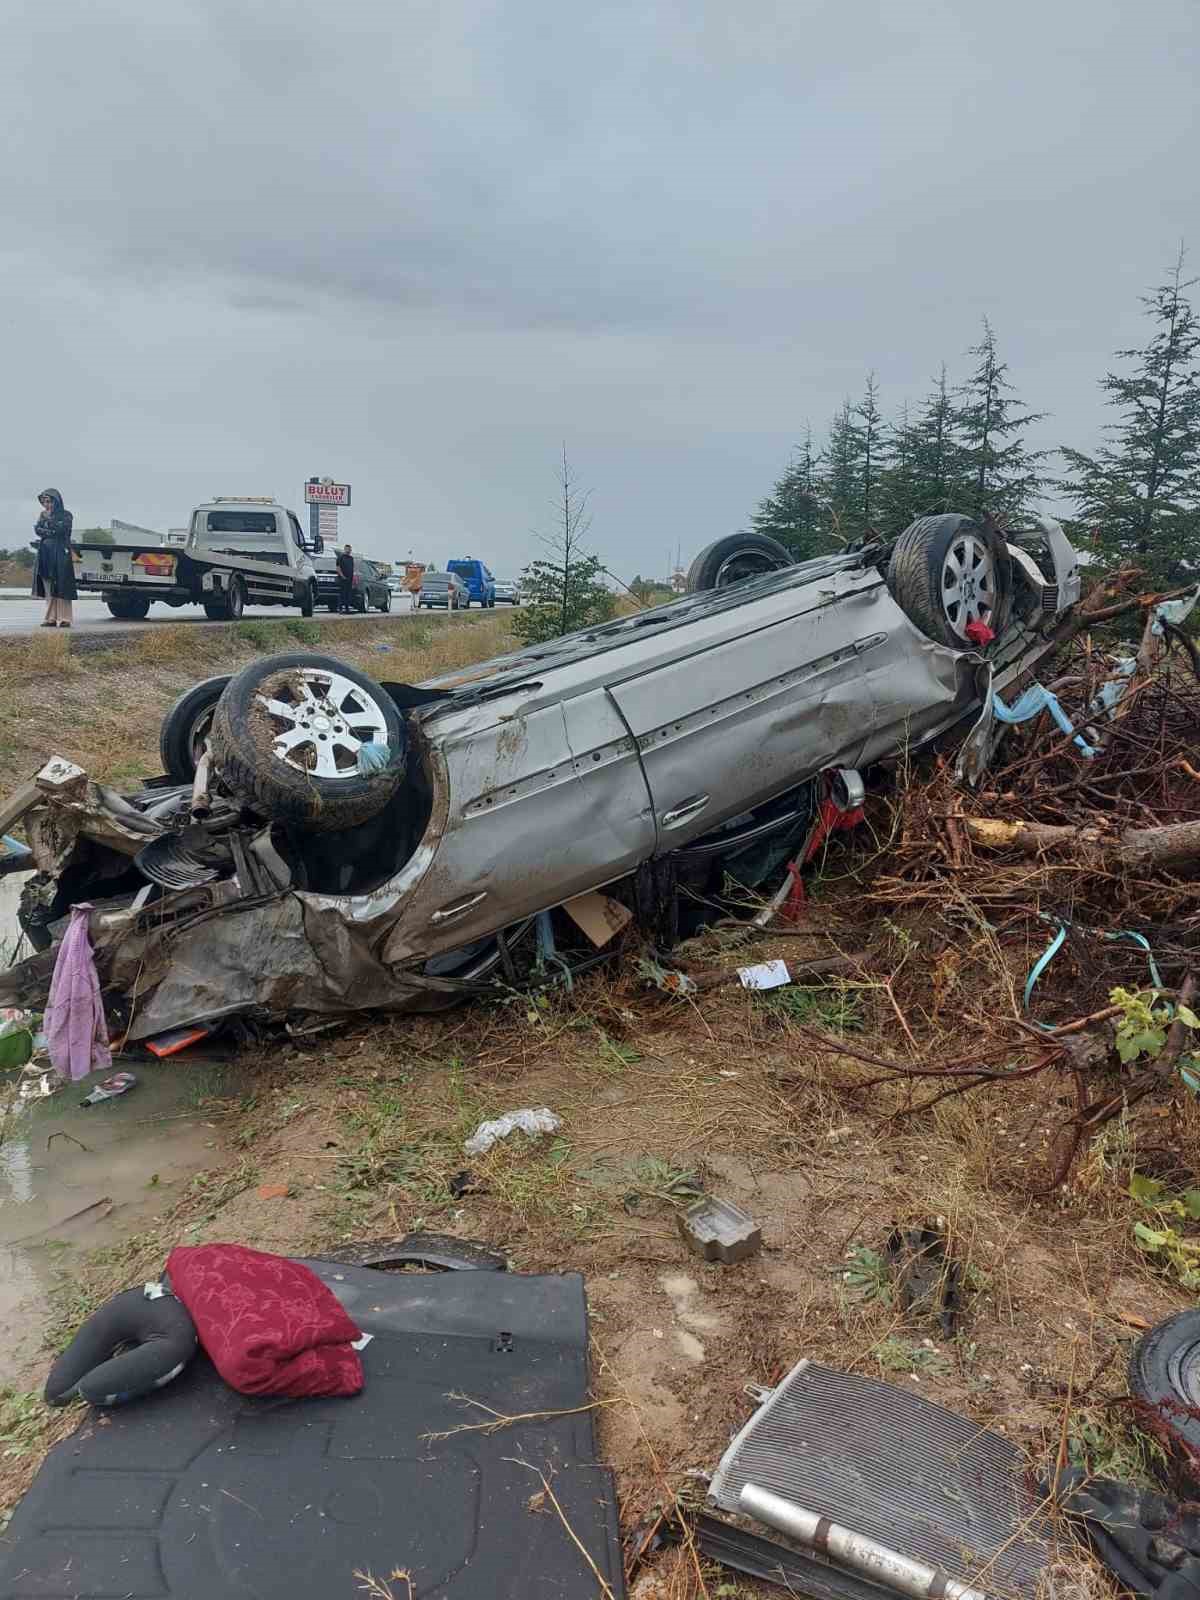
[0,0,1196,576]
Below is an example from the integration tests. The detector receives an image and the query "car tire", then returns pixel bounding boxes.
[379,590,391,613]
[105,593,151,621]
[355,592,368,614]
[1130,1312,1200,1455]
[159,674,232,784]
[886,514,1012,649]
[687,532,795,592]
[210,652,406,832]
[300,582,315,619]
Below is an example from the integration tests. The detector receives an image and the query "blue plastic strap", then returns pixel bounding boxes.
[1024,921,1163,1014]
[993,683,1097,758]
[1104,930,1164,991]
[1024,922,1067,1011]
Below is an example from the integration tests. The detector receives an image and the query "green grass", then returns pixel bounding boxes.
[872,1337,949,1377]
[0,1388,52,1460]
[767,983,866,1032]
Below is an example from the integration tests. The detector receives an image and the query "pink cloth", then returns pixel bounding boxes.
[44,905,111,1082]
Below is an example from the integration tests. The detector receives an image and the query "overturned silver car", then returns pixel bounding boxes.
[0,514,1080,1039]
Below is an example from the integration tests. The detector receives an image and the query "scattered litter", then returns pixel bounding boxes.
[638,955,697,995]
[738,958,791,990]
[677,1195,763,1264]
[17,1059,62,1100]
[464,1107,561,1157]
[256,1183,290,1201]
[80,1071,138,1106]
[0,833,32,872]
[0,1013,34,1070]
[145,1024,211,1058]
[563,890,633,948]
[710,1359,1050,1597]
[356,740,393,775]
[884,1221,963,1337]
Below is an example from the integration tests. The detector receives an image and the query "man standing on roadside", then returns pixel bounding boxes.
[336,543,355,613]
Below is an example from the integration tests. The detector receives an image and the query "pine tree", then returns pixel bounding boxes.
[876,402,920,534]
[856,374,884,530]
[955,320,1047,522]
[748,427,830,559]
[821,399,866,543]
[1059,251,1200,583]
[910,366,963,518]
[516,448,616,643]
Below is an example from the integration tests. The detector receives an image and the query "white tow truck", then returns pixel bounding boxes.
[72,498,322,622]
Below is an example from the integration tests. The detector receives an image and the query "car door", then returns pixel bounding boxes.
[606,569,878,849]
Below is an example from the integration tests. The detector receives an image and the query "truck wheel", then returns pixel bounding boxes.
[209,653,406,832]
[204,576,246,622]
[886,514,1012,648]
[300,582,315,619]
[106,593,151,621]
[687,532,794,592]
[159,675,232,783]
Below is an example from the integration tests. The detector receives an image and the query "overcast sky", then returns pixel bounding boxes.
[1,0,1196,576]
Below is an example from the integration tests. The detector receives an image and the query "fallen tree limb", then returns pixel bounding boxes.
[965,815,1200,872]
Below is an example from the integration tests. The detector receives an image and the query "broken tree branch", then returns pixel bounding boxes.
[965,815,1200,872]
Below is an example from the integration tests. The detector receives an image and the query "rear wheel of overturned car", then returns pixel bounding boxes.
[209,652,406,831]
[686,532,794,592]
[886,513,1012,649]
[105,593,151,621]
[159,674,233,783]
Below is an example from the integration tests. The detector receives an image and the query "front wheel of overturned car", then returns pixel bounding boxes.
[886,513,1012,649]
[209,652,407,831]
[159,674,233,783]
[686,531,794,592]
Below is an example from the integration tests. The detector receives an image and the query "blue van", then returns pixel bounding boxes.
[446,558,496,608]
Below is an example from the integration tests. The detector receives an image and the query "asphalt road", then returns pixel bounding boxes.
[0,589,428,635]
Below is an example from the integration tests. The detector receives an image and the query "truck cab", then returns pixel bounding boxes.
[446,558,496,608]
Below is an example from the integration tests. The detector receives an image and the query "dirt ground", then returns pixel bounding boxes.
[2,612,1196,1598]
[4,911,1189,1595]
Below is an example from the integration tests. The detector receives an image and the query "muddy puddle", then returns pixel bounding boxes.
[1,870,247,1389]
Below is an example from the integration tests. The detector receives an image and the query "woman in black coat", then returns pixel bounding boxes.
[32,488,77,627]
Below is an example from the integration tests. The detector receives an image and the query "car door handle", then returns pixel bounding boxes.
[430,891,488,925]
[661,794,710,829]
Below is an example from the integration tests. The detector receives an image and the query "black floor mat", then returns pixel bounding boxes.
[0,1262,625,1599]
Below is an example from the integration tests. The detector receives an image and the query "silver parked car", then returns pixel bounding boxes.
[0,515,1080,1038]
[419,572,468,610]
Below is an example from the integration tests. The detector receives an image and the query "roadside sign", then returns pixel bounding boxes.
[305,479,351,507]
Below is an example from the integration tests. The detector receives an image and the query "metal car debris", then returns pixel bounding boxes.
[0,514,1081,1038]
[709,1359,1051,1598]
[676,1195,763,1264]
